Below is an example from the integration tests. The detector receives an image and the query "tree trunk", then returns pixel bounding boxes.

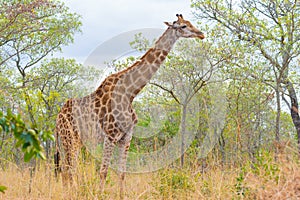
[275,83,281,147]
[286,81,300,155]
[180,104,187,168]
[218,128,226,165]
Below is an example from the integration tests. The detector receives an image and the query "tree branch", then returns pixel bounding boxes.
[149,82,181,105]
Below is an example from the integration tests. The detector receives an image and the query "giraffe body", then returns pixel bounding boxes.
[54,14,204,197]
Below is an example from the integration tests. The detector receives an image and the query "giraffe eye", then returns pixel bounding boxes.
[181,25,187,29]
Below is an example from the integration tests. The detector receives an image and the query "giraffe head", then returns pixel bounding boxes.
[164,14,205,39]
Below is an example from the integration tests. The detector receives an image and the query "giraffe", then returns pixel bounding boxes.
[54,14,204,197]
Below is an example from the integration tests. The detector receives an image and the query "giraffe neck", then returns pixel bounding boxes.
[153,27,179,53]
[116,27,179,101]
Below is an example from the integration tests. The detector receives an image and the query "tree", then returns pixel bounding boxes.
[0,0,83,161]
[192,0,300,154]
[150,39,229,167]
[1,0,81,127]
[0,0,81,66]
[119,32,230,167]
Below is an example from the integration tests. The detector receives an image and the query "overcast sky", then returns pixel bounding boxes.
[58,0,194,63]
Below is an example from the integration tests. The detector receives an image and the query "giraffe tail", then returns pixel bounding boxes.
[54,127,61,178]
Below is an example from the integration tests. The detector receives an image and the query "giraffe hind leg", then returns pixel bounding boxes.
[61,142,81,186]
[99,136,116,192]
[118,133,132,199]
[58,128,81,186]
[61,151,73,185]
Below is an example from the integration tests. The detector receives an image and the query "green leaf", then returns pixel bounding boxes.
[24,151,34,162]
[22,142,31,151]
[0,185,7,193]
[37,152,46,160]
[15,139,24,148]
[32,139,41,151]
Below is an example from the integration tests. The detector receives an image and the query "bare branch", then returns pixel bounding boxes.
[149,82,181,105]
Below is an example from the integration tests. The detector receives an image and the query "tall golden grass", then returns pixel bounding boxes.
[0,151,299,199]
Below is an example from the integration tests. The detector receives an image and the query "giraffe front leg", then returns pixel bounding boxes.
[99,136,116,193]
[118,133,132,199]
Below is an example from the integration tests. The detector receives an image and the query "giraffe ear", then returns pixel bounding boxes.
[164,22,173,27]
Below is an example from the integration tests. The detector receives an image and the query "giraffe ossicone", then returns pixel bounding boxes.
[54,14,205,197]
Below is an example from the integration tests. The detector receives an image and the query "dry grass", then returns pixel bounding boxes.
[244,154,300,200]
[0,153,300,200]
